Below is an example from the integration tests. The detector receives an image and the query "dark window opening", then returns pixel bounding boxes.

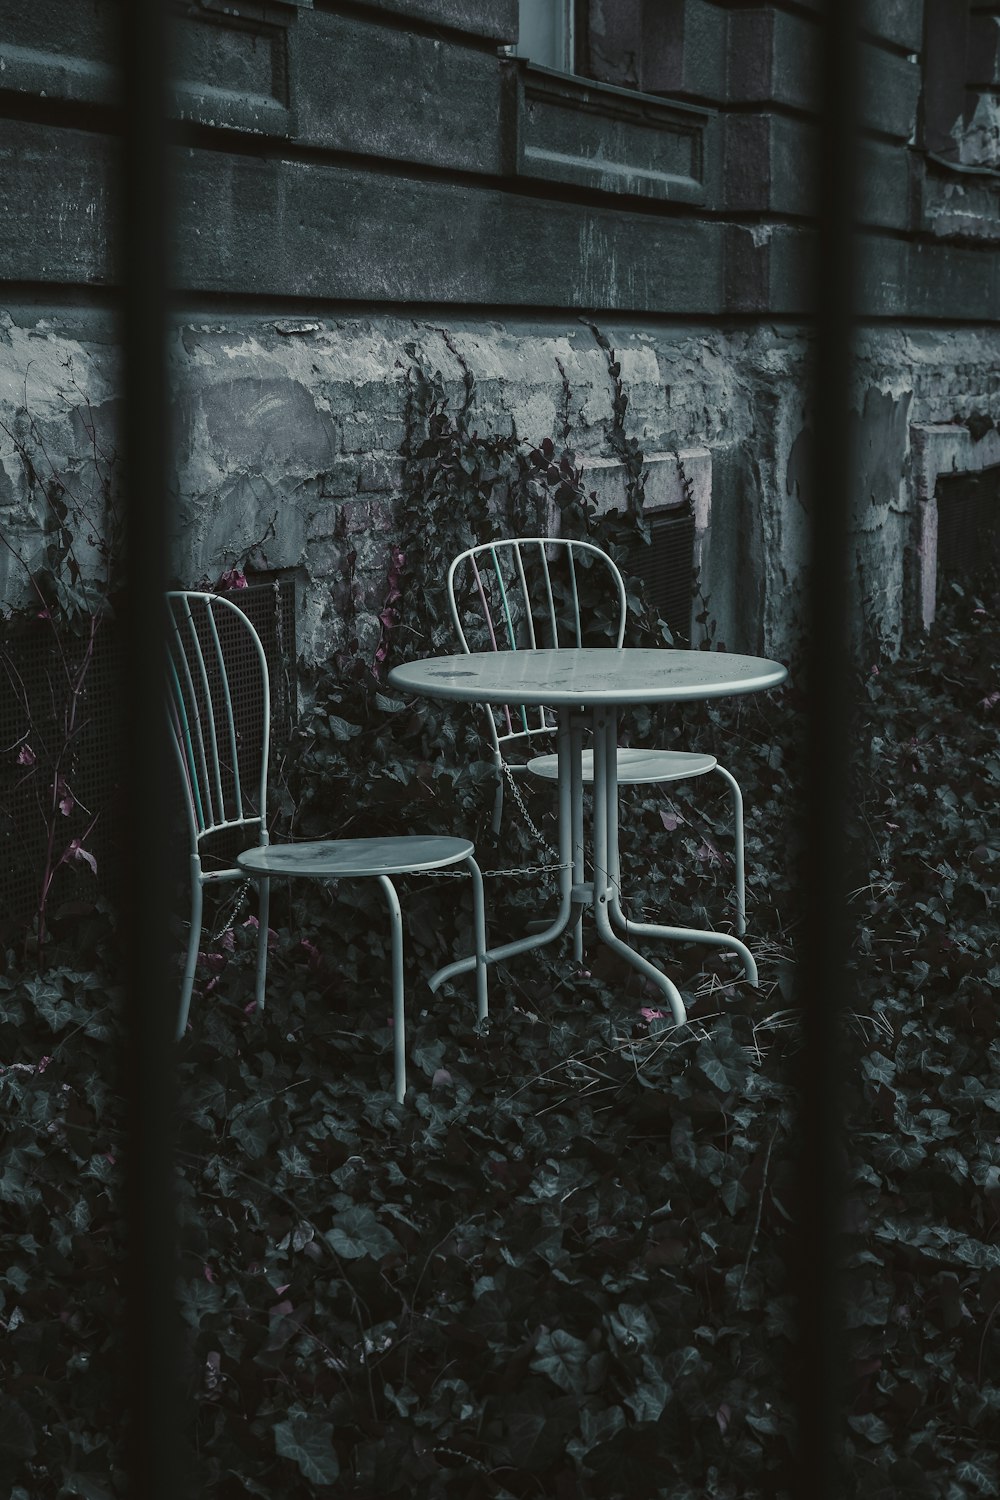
[936,464,1000,581]
[922,0,1000,173]
[626,504,695,646]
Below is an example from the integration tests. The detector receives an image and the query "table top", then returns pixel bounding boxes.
[388,647,788,707]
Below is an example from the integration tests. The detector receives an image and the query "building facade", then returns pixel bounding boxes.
[1,0,999,661]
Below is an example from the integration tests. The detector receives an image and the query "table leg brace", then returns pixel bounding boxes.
[592,708,687,1025]
[600,716,758,987]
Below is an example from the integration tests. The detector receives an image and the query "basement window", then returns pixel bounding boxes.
[935,465,1000,583]
[625,505,696,647]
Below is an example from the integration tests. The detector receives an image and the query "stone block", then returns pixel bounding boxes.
[173,5,293,139]
[860,45,920,142]
[581,449,711,523]
[861,0,923,52]
[177,148,729,313]
[319,460,358,500]
[0,0,118,107]
[294,12,504,175]
[0,121,116,285]
[724,115,908,229]
[641,0,728,102]
[357,455,405,494]
[727,9,919,140]
[348,0,517,44]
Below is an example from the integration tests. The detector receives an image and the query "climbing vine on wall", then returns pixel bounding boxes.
[0,404,123,959]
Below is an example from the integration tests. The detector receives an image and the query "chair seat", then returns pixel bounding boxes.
[526,747,717,786]
[238,835,475,880]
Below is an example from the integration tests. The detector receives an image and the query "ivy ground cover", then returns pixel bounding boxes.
[1,578,998,1499]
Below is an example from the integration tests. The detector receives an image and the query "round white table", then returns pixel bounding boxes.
[388,647,788,1021]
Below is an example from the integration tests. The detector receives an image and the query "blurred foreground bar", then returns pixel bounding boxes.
[120,1,180,1494]
[795,1,861,1495]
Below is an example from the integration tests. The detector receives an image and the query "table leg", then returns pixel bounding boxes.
[427,714,576,993]
[590,707,687,1025]
[570,711,586,964]
[602,714,759,987]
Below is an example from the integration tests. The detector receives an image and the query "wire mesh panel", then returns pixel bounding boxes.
[0,621,124,933]
[936,465,1000,580]
[624,505,696,646]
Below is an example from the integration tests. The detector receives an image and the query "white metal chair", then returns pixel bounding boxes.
[446,537,747,945]
[166,590,488,1101]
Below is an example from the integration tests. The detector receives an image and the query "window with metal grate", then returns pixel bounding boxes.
[624,505,696,646]
[936,465,1000,580]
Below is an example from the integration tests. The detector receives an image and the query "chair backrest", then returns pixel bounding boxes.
[446,537,627,761]
[166,591,270,850]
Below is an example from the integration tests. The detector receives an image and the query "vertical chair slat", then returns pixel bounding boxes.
[490,545,518,650]
[513,542,536,649]
[172,601,216,829]
[566,545,582,647]
[469,555,499,652]
[611,561,627,648]
[166,656,205,833]
[183,596,226,826]
[538,540,559,646]
[489,545,529,733]
[470,555,513,737]
[204,598,245,822]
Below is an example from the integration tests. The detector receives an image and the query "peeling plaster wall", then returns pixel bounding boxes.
[3,307,1000,664]
[0,309,121,607]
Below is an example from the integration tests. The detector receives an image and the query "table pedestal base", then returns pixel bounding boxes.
[429,706,757,1022]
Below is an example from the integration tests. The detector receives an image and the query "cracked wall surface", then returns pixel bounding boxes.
[3,307,1000,665]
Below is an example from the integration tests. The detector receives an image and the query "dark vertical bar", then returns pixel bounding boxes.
[120,1,179,1495]
[791,2,863,1500]
[795,2,861,1496]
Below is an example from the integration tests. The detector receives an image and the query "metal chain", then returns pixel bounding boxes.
[500,760,564,865]
[212,877,253,940]
[425,764,571,879]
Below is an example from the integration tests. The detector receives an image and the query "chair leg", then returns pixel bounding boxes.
[713,765,746,936]
[464,855,489,1023]
[176,869,204,1039]
[255,876,271,1010]
[377,875,406,1103]
[491,769,505,837]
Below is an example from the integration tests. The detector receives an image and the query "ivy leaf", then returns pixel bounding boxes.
[24,978,79,1032]
[273,1413,340,1486]
[324,1206,401,1261]
[956,1459,999,1495]
[228,1105,273,1160]
[177,1277,223,1330]
[327,714,360,742]
[624,1366,671,1422]
[871,1137,927,1172]
[61,1477,115,1500]
[848,1413,894,1446]
[529,1327,589,1394]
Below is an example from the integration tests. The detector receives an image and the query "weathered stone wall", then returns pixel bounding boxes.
[4,305,998,662]
[3,1,999,665]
